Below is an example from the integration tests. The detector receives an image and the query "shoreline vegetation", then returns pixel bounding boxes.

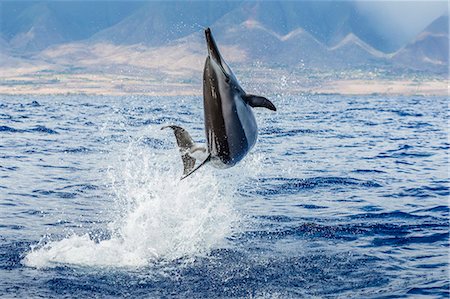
[0,67,447,97]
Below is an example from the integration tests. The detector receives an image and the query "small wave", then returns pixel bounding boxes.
[0,113,13,121]
[36,164,82,171]
[258,215,293,222]
[260,127,327,137]
[402,121,433,129]
[407,284,450,298]
[27,125,59,134]
[390,144,413,151]
[295,204,327,209]
[376,144,434,159]
[384,185,450,199]
[1,125,59,134]
[0,125,20,132]
[0,166,18,171]
[61,146,92,153]
[352,169,386,174]
[412,205,449,214]
[243,223,363,241]
[32,189,78,199]
[0,224,25,231]
[29,100,41,107]
[382,109,424,117]
[254,177,381,196]
[348,210,425,220]
[377,152,434,158]
[345,107,377,112]
[359,205,383,212]
[242,219,448,245]
[80,103,110,109]
[7,192,38,198]
[57,183,99,192]
[372,232,449,246]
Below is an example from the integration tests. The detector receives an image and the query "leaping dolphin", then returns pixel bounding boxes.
[163,27,276,179]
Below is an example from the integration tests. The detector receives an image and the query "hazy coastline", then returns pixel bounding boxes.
[1,72,446,97]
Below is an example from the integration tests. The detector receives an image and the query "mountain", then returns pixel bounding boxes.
[424,14,449,35]
[83,1,394,53]
[90,1,240,45]
[206,19,330,68]
[7,3,66,53]
[175,2,385,69]
[0,1,447,73]
[329,33,387,67]
[393,15,449,71]
[177,1,389,51]
[0,1,143,53]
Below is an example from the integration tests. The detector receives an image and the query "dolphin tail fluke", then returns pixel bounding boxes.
[181,153,211,180]
[180,153,196,176]
[161,125,208,179]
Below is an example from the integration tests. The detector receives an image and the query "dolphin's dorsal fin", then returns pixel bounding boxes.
[244,94,277,111]
[162,125,208,179]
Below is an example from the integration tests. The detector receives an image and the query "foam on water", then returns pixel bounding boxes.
[23,127,246,268]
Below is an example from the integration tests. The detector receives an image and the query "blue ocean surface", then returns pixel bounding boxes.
[0,94,448,298]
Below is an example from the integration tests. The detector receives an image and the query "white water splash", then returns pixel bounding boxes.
[23,127,250,268]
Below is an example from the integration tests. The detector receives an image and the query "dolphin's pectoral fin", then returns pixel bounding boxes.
[181,153,211,180]
[162,125,204,177]
[244,94,277,111]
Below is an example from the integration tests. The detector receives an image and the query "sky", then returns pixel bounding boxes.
[356,1,449,46]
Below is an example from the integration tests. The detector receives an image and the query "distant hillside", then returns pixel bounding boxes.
[0,1,447,73]
[178,17,388,69]
[329,33,387,66]
[201,19,330,68]
[393,15,449,71]
[90,1,240,45]
[8,3,67,53]
[425,14,449,34]
[0,1,142,52]
[210,1,390,51]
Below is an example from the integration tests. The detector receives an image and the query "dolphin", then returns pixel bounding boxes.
[163,27,276,179]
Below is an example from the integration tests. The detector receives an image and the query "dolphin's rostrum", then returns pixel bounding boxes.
[163,27,276,179]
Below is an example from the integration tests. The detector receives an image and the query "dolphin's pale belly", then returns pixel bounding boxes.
[234,95,257,149]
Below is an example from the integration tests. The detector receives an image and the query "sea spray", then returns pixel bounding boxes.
[23,126,246,268]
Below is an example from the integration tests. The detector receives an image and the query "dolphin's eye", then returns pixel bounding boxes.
[225,76,230,83]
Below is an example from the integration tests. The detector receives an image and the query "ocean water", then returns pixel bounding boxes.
[0,94,448,298]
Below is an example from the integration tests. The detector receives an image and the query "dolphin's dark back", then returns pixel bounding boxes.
[203,56,255,167]
[203,56,230,165]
